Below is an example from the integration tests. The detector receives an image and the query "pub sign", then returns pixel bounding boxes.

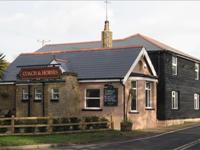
[19,67,62,80]
[104,85,118,106]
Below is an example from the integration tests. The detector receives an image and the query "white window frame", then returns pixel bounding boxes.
[51,88,60,100]
[195,63,199,80]
[172,56,177,76]
[145,82,152,109]
[22,89,29,100]
[194,93,199,110]
[130,80,137,112]
[34,88,42,100]
[171,91,179,110]
[85,89,101,110]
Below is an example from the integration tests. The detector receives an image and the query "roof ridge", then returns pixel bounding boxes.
[23,45,143,55]
[137,34,200,61]
[42,33,140,47]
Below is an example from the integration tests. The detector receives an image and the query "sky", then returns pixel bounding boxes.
[0,1,200,62]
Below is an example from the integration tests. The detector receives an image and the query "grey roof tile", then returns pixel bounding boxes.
[37,33,199,61]
[3,47,143,81]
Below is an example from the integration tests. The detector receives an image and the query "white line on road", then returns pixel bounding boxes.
[98,124,200,146]
[173,139,200,150]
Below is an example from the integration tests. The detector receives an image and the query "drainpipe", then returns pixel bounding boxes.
[120,79,126,121]
[28,84,31,117]
[42,82,45,116]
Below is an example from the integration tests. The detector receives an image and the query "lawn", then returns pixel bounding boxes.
[0,121,198,147]
[0,130,151,147]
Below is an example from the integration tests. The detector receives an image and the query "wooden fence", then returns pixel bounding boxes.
[0,115,112,135]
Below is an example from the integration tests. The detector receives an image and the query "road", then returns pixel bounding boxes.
[45,125,200,150]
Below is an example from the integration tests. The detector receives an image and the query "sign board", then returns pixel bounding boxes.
[104,85,118,106]
[19,67,61,80]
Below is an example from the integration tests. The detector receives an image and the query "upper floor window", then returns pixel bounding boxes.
[194,93,199,110]
[172,56,177,76]
[195,63,199,80]
[131,81,137,111]
[22,89,29,100]
[51,88,60,100]
[85,89,100,109]
[145,82,152,108]
[34,88,42,100]
[171,91,179,110]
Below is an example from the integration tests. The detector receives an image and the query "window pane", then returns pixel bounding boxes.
[86,89,100,97]
[35,89,42,100]
[172,91,178,109]
[131,81,136,89]
[22,89,29,100]
[172,56,177,65]
[131,90,137,110]
[86,99,100,108]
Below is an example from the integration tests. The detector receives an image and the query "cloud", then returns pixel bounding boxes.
[0,1,200,62]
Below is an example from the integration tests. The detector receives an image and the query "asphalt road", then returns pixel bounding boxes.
[47,125,200,150]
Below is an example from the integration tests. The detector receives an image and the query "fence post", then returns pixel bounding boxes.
[110,115,114,130]
[81,117,85,131]
[48,115,53,134]
[11,115,15,134]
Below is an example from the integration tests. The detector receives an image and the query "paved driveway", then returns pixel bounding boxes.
[46,125,200,150]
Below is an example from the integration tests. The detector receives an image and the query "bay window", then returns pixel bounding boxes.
[131,81,137,111]
[145,82,152,108]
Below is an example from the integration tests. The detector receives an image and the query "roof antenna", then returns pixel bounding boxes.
[105,0,110,21]
[37,39,51,47]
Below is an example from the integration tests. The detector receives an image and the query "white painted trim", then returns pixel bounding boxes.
[84,88,101,109]
[50,60,65,73]
[16,83,42,86]
[129,77,158,82]
[79,79,120,83]
[0,82,15,85]
[123,47,157,84]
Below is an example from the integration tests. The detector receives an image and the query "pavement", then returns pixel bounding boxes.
[43,125,200,150]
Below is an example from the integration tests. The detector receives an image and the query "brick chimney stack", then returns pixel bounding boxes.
[101,20,112,48]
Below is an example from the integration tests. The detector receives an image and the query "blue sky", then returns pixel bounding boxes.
[0,1,200,62]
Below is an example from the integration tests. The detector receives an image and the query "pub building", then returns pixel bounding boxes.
[1,20,199,130]
[0,21,159,130]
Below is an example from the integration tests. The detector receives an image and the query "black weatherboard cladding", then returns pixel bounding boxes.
[164,52,200,119]
[149,51,200,120]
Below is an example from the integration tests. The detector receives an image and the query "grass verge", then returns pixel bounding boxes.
[0,130,152,147]
[0,121,199,147]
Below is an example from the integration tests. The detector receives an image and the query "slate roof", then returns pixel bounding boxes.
[37,33,200,61]
[3,46,143,81]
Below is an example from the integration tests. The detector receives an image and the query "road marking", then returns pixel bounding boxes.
[173,139,200,150]
[98,124,200,146]
[57,124,200,149]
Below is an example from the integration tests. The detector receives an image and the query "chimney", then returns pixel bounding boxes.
[101,20,112,48]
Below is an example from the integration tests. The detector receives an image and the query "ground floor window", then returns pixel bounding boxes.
[145,82,152,108]
[85,89,100,109]
[131,81,137,111]
[22,89,29,100]
[51,88,60,100]
[34,88,42,100]
[194,93,199,110]
[171,91,179,109]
